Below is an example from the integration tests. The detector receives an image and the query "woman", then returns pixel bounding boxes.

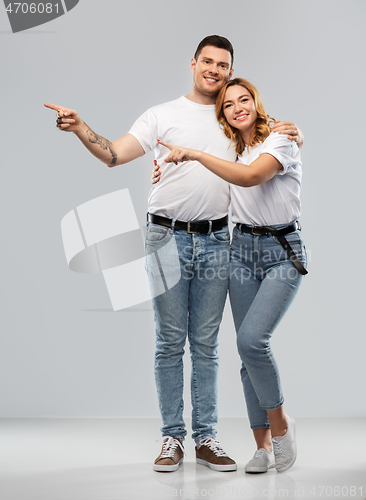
[156,78,307,474]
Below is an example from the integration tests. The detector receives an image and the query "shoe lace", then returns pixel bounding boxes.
[253,448,267,459]
[160,437,185,458]
[199,438,228,457]
[272,438,284,455]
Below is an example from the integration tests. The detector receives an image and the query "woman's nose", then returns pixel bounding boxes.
[234,102,242,113]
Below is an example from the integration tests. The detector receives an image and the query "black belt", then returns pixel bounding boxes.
[147,213,228,234]
[236,221,308,276]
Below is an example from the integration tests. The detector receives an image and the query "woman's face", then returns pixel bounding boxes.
[222,85,257,136]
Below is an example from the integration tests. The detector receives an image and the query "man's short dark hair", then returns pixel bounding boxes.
[194,35,234,68]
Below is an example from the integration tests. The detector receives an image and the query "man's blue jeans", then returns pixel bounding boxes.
[229,224,307,429]
[145,222,230,441]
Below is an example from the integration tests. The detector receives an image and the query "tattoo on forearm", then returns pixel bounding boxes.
[86,128,117,166]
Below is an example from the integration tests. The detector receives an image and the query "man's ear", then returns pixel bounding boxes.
[190,57,197,75]
[228,67,234,80]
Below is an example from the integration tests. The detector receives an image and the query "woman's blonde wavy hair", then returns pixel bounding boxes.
[215,78,275,155]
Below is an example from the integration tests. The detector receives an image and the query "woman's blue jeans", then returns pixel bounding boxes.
[229,224,307,429]
[145,222,230,441]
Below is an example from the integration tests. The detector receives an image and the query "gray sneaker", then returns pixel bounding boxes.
[272,415,297,472]
[245,448,275,473]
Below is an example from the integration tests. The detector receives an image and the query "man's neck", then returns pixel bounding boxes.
[185,86,216,105]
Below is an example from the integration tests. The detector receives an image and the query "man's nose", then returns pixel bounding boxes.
[209,64,219,74]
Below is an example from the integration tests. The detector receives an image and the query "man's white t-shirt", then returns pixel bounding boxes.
[231,132,302,226]
[129,96,237,221]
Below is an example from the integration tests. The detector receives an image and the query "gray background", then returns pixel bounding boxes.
[0,0,365,419]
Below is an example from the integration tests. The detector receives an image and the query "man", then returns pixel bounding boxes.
[45,35,301,473]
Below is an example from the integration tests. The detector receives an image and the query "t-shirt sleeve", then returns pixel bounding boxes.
[260,132,301,175]
[128,108,158,154]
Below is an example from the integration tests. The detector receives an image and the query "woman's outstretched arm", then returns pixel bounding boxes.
[157,140,282,187]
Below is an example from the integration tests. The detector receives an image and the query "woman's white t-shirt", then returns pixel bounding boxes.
[230,132,302,226]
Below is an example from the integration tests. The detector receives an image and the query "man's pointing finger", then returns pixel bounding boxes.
[44,103,65,112]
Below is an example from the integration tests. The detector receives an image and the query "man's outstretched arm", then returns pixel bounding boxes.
[44,103,145,167]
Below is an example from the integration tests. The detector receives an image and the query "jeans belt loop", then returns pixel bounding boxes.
[171,218,176,231]
[208,220,213,235]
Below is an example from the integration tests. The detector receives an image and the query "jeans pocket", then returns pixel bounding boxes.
[272,231,306,265]
[271,230,301,246]
[146,223,172,245]
[210,226,231,243]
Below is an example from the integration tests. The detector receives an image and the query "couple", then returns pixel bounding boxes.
[45,34,306,474]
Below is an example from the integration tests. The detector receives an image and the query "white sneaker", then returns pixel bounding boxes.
[245,448,275,473]
[272,415,297,472]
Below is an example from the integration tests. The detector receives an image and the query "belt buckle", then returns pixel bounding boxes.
[187,221,197,234]
[252,225,262,236]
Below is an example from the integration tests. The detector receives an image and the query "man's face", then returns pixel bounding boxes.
[191,46,234,98]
